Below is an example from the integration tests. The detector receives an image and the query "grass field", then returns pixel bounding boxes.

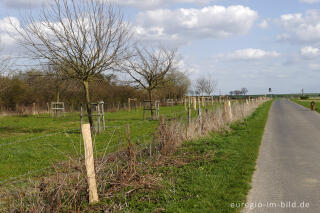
[121,101,272,212]
[291,99,320,112]
[0,104,221,183]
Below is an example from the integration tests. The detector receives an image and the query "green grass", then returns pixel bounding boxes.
[122,101,272,213]
[291,99,320,112]
[0,104,219,182]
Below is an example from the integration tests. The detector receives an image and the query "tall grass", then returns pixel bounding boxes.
[157,98,267,155]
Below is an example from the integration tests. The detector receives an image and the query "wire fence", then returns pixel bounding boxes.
[0,98,268,201]
[0,105,193,187]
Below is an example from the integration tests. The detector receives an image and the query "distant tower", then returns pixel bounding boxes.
[302,88,304,96]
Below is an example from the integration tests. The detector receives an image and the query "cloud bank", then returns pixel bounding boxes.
[218,48,281,60]
[279,10,320,44]
[134,5,258,44]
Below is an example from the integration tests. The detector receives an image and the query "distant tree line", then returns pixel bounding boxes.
[0,0,192,120]
[229,88,248,97]
[0,69,190,111]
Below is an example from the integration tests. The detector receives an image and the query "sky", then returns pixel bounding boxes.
[1,0,320,95]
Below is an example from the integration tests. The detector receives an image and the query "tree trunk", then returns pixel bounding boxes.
[83,81,94,129]
[148,89,154,119]
[56,85,60,102]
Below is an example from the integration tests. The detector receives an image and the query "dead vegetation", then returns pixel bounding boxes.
[1,99,267,212]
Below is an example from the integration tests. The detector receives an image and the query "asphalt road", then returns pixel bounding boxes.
[243,99,320,213]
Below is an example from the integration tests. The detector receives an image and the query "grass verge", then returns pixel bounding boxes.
[291,99,320,112]
[122,101,272,213]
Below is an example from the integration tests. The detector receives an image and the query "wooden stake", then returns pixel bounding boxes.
[186,105,191,138]
[211,96,214,107]
[32,103,36,115]
[198,98,202,135]
[128,98,131,112]
[184,97,187,111]
[228,100,233,120]
[81,124,99,204]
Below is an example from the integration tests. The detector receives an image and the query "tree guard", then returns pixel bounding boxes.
[166,99,174,107]
[143,100,160,120]
[51,102,65,117]
[81,101,105,134]
[128,98,137,112]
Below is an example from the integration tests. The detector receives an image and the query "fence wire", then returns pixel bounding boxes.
[0,100,264,188]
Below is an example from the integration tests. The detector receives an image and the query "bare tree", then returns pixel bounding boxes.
[195,77,217,96]
[241,87,248,96]
[123,45,177,101]
[204,77,217,96]
[46,64,80,102]
[0,40,12,94]
[12,0,131,128]
[234,90,241,96]
[195,78,207,96]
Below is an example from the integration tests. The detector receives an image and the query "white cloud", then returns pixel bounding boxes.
[259,20,269,29]
[219,48,281,60]
[278,10,320,44]
[300,46,319,58]
[300,0,320,4]
[1,0,51,8]
[0,17,21,47]
[134,5,258,44]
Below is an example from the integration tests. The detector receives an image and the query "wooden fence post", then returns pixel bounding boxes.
[198,97,202,135]
[184,97,187,111]
[186,105,191,139]
[128,98,131,112]
[228,100,233,120]
[32,103,36,115]
[211,96,214,108]
[193,97,197,110]
[81,124,99,204]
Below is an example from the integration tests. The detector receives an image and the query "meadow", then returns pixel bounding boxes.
[0,98,271,212]
[0,104,218,183]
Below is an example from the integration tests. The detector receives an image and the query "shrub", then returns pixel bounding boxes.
[300,95,309,100]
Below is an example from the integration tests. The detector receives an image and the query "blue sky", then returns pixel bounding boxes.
[1,0,320,95]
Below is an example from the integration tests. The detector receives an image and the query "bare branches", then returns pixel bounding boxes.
[11,0,132,128]
[122,45,177,100]
[12,0,132,82]
[195,76,217,96]
[0,39,13,95]
[0,40,12,76]
[241,87,248,96]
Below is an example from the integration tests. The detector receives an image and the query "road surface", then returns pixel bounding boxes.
[244,99,320,213]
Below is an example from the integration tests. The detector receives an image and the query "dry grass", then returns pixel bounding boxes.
[2,146,161,212]
[1,98,268,212]
[158,98,267,155]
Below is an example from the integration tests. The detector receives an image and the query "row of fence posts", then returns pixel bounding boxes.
[184,96,267,140]
[185,96,229,139]
[80,96,267,204]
